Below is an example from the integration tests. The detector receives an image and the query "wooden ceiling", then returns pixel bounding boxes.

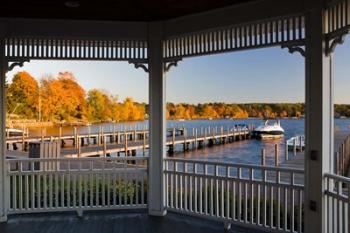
[0,0,254,22]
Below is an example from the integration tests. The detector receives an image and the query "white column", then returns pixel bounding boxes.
[304,5,333,233]
[0,37,7,222]
[148,22,167,216]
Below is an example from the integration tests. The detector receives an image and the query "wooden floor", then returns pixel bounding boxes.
[0,210,266,233]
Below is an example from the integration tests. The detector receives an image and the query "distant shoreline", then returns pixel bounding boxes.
[7,115,350,129]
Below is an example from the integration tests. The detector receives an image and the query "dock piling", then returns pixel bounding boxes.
[261,148,266,166]
[275,144,279,166]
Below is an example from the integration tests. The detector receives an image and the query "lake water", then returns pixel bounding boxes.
[27,118,350,166]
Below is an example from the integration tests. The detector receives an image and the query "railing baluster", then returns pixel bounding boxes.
[194,163,198,213]
[226,166,230,219]
[184,162,188,211]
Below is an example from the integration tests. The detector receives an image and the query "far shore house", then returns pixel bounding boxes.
[0,0,349,233]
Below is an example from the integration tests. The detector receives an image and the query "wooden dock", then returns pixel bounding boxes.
[6,126,251,159]
[278,130,350,182]
[5,127,184,150]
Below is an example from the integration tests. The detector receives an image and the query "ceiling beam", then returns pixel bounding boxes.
[163,0,306,38]
[0,18,148,41]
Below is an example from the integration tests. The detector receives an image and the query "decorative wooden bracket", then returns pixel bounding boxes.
[5,58,30,73]
[128,60,149,73]
[281,43,306,57]
[325,29,349,56]
[163,58,182,73]
[129,58,181,74]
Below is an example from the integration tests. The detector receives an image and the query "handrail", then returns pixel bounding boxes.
[6,156,149,163]
[164,157,305,174]
[325,172,350,184]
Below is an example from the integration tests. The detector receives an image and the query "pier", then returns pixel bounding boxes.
[6,125,251,159]
[279,130,350,177]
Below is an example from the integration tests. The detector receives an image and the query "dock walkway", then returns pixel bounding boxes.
[279,130,350,181]
[6,128,251,159]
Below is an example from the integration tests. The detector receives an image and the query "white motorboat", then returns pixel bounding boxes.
[252,120,284,139]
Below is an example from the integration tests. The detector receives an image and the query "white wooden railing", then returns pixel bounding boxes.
[6,156,350,232]
[325,173,350,233]
[6,157,148,214]
[164,158,305,233]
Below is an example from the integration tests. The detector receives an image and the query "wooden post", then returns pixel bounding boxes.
[21,126,25,151]
[143,131,146,155]
[275,144,279,166]
[220,126,224,143]
[232,126,235,141]
[184,127,187,146]
[134,127,137,142]
[58,127,62,146]
[293,138,297,156]
[195,128,198,149]
[73,127,77,148]
[304,5,333,232]
[0,39,8,222]
[261,148,266,166]
[285,141,289,161]
[101,126,104,145]
[172,128,175,147]
[87,126,91,145]
[103,135,107,157]
[41,128,44,142]
[112,125,116,143]
[148,22,166,216]
[226,126,230,142]
[124,132,128,156]
[77,136,81,158]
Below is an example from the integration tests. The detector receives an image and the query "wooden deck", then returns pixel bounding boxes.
[0,211,265,233]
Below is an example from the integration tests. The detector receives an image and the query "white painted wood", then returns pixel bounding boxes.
[0,37,8,222]
[164,0,304,38]
[164,158,304,232]
[164,14,305,60]
[6,157,148,214]
[304,3,333,233]
[148,22,167,216]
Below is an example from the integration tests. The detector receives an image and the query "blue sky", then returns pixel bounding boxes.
[6,35,350,104]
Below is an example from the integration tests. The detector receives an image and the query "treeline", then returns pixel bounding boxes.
[6,71,350,123]
[6,71,146,123]
[166,103,305,119]
[166,103,350,119]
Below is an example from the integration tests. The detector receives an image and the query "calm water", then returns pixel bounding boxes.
[28,118,350,166]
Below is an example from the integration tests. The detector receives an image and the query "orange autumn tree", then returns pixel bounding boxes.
[40,72,86,122]
[7,71,39,119]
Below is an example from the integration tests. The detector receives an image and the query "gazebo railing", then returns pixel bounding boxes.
[164,158,305,233]
[325,173,350,233]
[6,157,148,215]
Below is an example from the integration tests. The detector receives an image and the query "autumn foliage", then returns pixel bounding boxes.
[6,71,146,123]
[7,71,350,123]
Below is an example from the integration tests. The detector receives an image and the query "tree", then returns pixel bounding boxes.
[86,89,112,122]
[7,71,39,119]
[40,72,86,122]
